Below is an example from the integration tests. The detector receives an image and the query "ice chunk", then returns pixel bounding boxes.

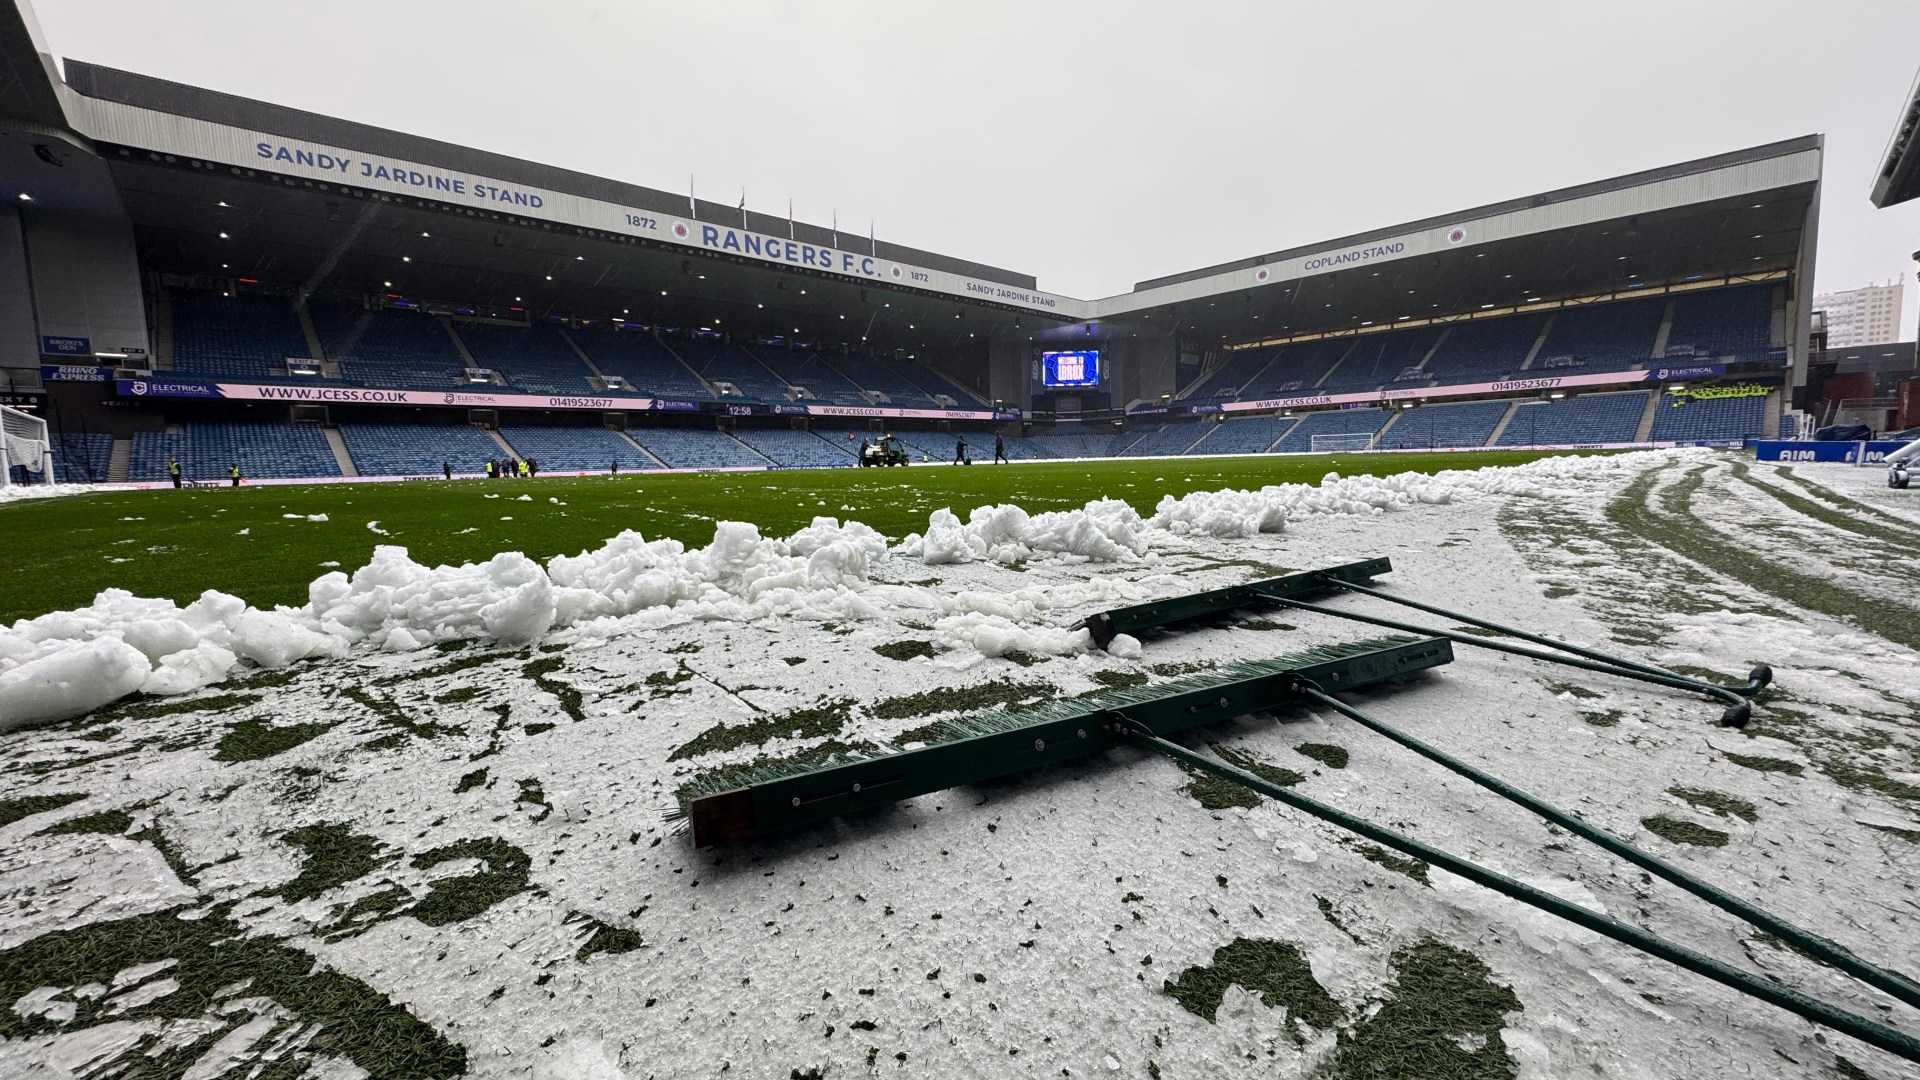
[0,636,150,730]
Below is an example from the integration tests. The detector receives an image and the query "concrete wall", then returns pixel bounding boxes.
[22,198,149,359]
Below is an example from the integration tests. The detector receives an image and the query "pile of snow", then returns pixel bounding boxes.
[0,482,96,503]
[0,454,1674,727]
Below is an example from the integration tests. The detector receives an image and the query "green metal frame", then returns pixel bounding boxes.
[1078,557,1390,648]
[684,635,1450,847]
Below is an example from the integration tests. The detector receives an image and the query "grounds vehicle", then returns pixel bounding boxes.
[860,437,908,467]
[1887,436,1917,488]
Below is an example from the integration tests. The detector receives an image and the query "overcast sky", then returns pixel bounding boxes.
[31,0,1920,331]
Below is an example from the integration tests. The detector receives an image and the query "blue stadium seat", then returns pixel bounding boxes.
[1117,423,1210,457]
[1533,298,1665,373]
[453,322,597,395]
[310,301,466,390]
[1186,414,1299,455]
[731,428,855,467]
[1649,387,1773,443]
[1664,285,1773,364]
[671,340,793,402]
[1496,391,1650,446]
[745,347,869,406]
[51,432,113,483]
[1235,340,1352,398]
[1375,400,1511,449]
[131,422,340,481]
[627,427,772,468]
[498,424,659,471]
[568,328,713,400]
[1420,313,1549,384]
[170,290,313,382]
[1318,328,1442,394]
[339,422,504,476]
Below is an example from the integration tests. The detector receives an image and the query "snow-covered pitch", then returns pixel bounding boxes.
[0,449,1915,1079]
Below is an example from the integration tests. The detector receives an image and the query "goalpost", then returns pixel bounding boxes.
[0,404,52,487]
[1309,432,1374,453]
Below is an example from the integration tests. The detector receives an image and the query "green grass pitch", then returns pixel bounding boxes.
[3,450,1582,624]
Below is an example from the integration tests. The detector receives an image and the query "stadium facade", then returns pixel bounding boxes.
[0,0,1822,483]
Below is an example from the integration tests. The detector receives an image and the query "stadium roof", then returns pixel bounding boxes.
[1871,64,1920,209]
[0,2,1821,357]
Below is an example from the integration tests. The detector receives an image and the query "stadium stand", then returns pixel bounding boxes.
[1272,408,1391,452]
[1663,285,1774,364]
[828,354,948,408]
[1237,339,1354,398]
[497,423,658,471]
[339,422,505,476]
[1419,313,1549,384]
[1496,391,1650,446]
[52,432,113,483]
[1187,414,1299,455]
[1319,328,1442,393]
[568,328,711,399]
[1375,400,1512,449]
[310,301,466,390]
[1188,349,1278,401]
[990,435,1061,460]
[745,347,869,405]
[453,322,597,395]
[131,421,340,481]
[170,291,313,382]
[730,427,855,467]
[672,340,793,402]
[1118,423,1210,457]
[1028,426,1124,458]
[627,427,771,468]
[1648,386,1773,442]
[1532,297,1665,372]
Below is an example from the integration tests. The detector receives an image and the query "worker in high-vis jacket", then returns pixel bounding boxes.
[228,463,241,487]
[169,458,182,488]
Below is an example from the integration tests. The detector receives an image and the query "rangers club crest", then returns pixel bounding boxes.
[671,220,691,240]
[889,265,904,280]
[1446,227,1468,244]
[1254,267,1271,283]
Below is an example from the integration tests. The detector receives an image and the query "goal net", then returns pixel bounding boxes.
[1309,432,1373,453]
[1,404,51,486]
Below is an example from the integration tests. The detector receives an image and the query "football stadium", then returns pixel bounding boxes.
[2,2,1919,1078]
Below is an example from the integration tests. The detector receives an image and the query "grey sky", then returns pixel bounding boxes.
[32,0,1920,329]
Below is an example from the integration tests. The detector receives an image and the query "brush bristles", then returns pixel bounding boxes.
[667,635,1417,815]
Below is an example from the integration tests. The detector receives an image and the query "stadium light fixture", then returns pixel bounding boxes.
[403,256,412,262]
[216,200,227,207]
[545,275,552,280]
[661,290,668,296]
[421,231,430,237]
[576,255,584,261]
[384,281,392,287]
[516,296,522,302]
[218,231,229,238]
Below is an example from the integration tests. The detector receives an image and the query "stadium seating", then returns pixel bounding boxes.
[52,432,113,483]
[1420,313,1549,384]
[1533,298,1665,372]
[497,424,658,471]
[668,340,793,402]
[828,355,950,408]
[730,427,855,467]
[745,347,869,405]
[1649,388,1772,443]
[170,291,313,381]
[1189,349,1279,401]
[338,422,505,476]
[627,427,771,468]
[131,421,340,481]
[1272,408,1390,452]
[453,322,597,395]
[1236,339,1355,398]
[1496,391,1650,446]
[1664,285,1773,364]
[1318,328,1442,394]
[991,435,1064,460]
[310,301,466,390]
[1118,423,1211,457]
[1375,400,1512,449]
[568,328,713,399]
[1186,414,1299,455]
[1028,426,1125,458]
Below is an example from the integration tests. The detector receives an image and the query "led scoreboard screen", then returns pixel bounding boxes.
[1040,350,1101,388]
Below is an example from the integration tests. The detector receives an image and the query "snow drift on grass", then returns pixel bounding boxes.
[0,454,1665,726]
[0,482,97,503]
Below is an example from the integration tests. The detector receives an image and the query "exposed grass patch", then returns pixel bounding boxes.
[1545,682,1603,701]
[408,838,533,926]
[373,650,510,686]
[783,656,807,666]
[277,824,388,903]
[432,686,487,705]
[341,686,463,743]
[1347,841,1431,886]
[572,915,645,962]
[1864,822,1920,845]
[1238,619,1297,632]
[667,698,855,761]
[1181,746,1306,809]
[1333,941,1521,1080]
[212,716,333,762]
[1294,743,1349,769]
[643,661,697,699]
[94,692,262,725]
[35,809,132,837]
[1666,787,1758,822]
[516,779,553,822]
[1001,650,1045,667]
[0,907,466,1077]
[1315,895,1365,945]
[1149,661,1218,677]
[0,791,88,827]
[869,680,1055,721]
[1819,760,1920,808]
[1092,670,1149,690]
[522,655,586,722]
[1724,752,1803,776]
[872,640,936,662]
[1733,464,1916,547]
[1641,815,1729,847]
[455,768,489,794]
[1162,937,1342,1035]
[1582,710,1624,728]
